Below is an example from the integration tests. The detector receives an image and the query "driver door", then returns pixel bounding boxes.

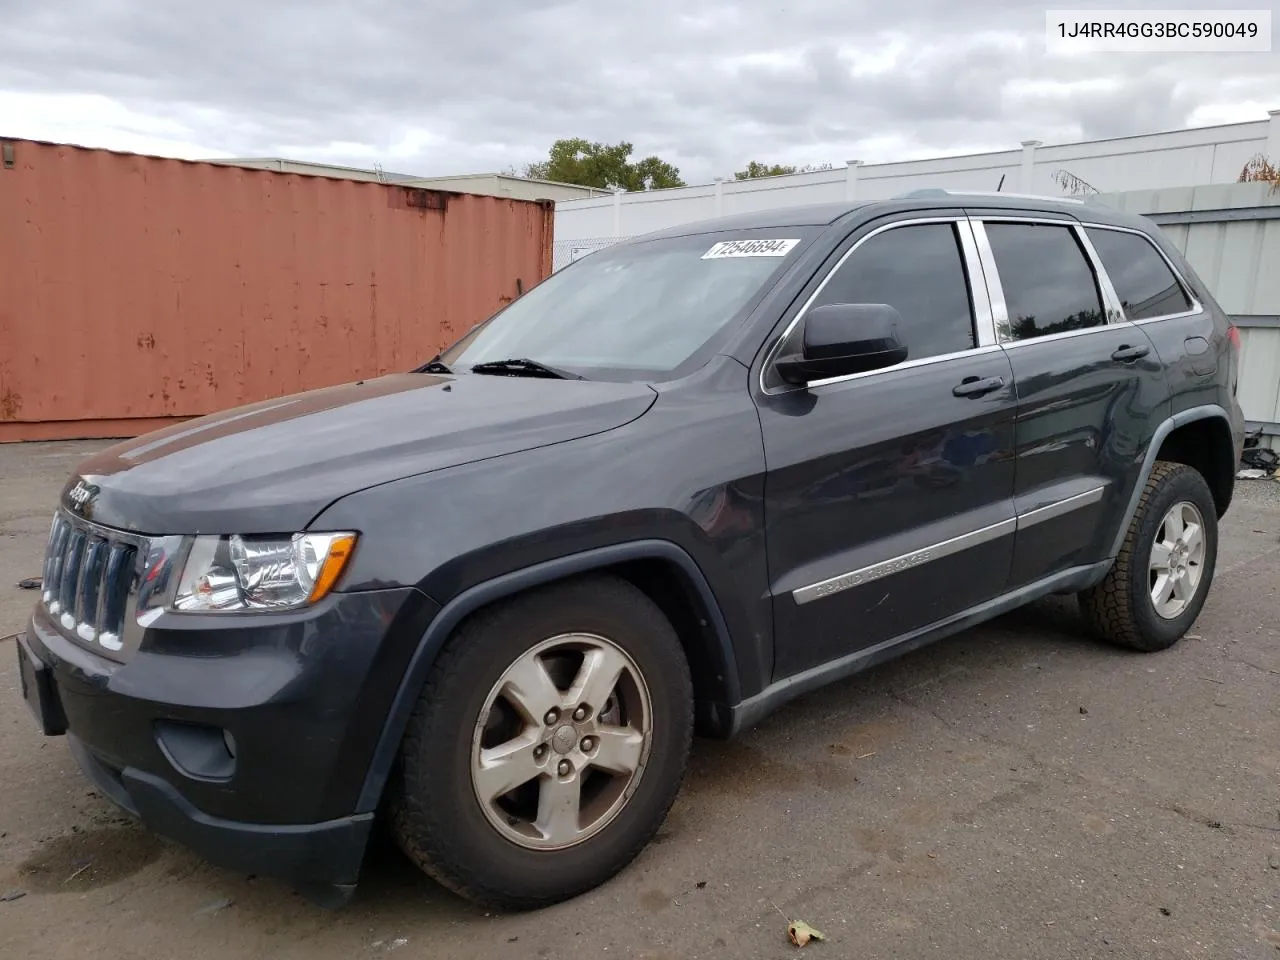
[755,214,1019,680]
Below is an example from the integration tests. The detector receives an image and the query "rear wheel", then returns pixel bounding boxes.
[1078,461,1218,652]
[388,575,693,909]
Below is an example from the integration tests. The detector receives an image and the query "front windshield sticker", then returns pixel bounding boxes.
[701,238,801,260]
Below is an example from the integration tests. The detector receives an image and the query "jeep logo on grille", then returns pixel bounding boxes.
[66,479,98,513]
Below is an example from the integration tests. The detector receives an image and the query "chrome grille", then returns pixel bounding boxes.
[42,512,139,652]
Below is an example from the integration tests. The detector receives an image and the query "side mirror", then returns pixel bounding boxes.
[776,303,909,385]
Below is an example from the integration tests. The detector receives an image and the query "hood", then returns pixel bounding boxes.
[62,373,657,534]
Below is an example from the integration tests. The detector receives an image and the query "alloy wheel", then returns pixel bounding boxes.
[470,632,653,850]
[1148,500,1206,620]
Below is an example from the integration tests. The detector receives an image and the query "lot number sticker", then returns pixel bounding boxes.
[702,238,800,259]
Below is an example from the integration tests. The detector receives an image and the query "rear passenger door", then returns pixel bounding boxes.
[968,213,1168,589]
[1081,223,1215,411]
[756,213,1019,680]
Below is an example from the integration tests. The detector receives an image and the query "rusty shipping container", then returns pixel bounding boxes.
[0,138,554,442]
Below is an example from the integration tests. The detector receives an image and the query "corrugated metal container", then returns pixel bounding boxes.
[0,139,553,442]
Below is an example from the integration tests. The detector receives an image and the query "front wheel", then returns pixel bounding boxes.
[1078,460,1219,652]
[387,575,693,909]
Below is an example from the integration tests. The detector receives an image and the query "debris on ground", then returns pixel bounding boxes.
[788,921,827,947]
[193,897,234,917]
[768,899,827,948]
[1241,445,1280,473]
[1079,706,1089,715]
[1,890,27,903]
[63,859,93,884]
[15,576,41,590]
[1269,854,1279,870]
[1160,907,1172,916]
[1239,437,1280,479]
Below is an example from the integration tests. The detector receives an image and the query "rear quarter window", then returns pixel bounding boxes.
[1085,228,1193,321]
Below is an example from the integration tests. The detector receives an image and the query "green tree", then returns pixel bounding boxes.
[734,160,833,180]
[524,138,685,191]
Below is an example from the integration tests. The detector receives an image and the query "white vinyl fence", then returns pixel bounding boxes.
[552,112,1280,271]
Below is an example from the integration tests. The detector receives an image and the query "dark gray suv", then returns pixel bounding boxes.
[16,190,1245,910]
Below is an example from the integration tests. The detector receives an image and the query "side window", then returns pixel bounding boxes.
[809,222,976,362]
[984,222,1106,341]
[1085,227,1193,320]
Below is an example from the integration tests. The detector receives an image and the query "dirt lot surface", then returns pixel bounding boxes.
[3,440,1280,959]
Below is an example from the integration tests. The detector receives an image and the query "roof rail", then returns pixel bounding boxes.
[895,188,1088,205]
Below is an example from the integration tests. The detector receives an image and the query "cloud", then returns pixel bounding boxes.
[0,0,1275,183]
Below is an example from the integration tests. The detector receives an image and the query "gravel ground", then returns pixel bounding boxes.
[2,441,1279,960]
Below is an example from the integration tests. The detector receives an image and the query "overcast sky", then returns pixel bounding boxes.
[1,1,1276,184]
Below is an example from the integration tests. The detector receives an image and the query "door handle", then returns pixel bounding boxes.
[1111,344,1150,363]
[952,375,1005,398]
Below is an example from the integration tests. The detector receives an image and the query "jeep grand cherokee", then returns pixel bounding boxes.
[16,190,1245,909]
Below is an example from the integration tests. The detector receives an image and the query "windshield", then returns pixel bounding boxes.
[439,229,815,380]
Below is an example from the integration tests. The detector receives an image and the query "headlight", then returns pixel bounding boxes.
[172,532,357,612]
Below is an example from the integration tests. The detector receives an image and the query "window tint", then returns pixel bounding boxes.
[810,223,976,361]
[985,223,1106,341]
[1085,227,1192,320]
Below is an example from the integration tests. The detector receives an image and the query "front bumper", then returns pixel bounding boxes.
[17,583,439,904]
[69,725,371,907]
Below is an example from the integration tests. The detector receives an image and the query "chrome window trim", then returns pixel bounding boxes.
[968,221,1009,340]
[790,485,1108,605]
[1072,224,1127,322]
[1076,222,1205,325]
[957,218,999,347]
[997,322,1125,351]
[792,343,1006,391]
[759,216,992,396]
[970,216,1122,348]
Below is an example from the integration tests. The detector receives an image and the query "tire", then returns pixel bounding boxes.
[387,574,693,909]
[1078,460,1219,652]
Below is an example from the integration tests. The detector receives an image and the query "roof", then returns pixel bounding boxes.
[633,190,1150,242]
[641,202,873,239]
[897,189,1152,229]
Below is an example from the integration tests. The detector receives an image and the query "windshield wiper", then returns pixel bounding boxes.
[413,358,453,374]
[468,358,585,380]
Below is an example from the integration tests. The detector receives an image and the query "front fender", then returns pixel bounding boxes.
[349,538,744,813]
